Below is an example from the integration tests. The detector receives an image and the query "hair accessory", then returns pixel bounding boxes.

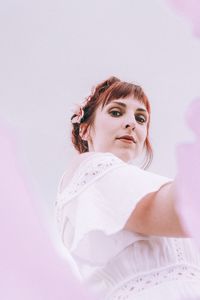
[70,89,95,124]
[70,82,109,124]
[71,104,85,124]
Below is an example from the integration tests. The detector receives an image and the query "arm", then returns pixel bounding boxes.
[124,181,189,238]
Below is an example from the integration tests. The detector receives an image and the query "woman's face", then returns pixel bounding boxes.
[82,97,149,163]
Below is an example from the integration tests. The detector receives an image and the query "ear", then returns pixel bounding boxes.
[79,124,90,141]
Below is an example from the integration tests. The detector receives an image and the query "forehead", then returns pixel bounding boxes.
[103,97,147,110]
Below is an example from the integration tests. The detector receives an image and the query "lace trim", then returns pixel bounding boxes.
[55,153,124,226]
[106,264,200,300]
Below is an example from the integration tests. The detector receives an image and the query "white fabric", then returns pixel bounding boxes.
[55,152,200,300]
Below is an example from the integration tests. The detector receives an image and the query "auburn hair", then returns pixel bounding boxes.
[70,76,153,169]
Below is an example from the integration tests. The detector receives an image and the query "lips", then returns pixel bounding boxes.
[117,135,136,143]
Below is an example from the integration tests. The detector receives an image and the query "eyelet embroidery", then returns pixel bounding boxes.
[55,153,124,228]
[172,238,185,263]
[106,264,200,300]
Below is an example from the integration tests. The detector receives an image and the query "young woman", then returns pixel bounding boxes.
[55,76,200,300]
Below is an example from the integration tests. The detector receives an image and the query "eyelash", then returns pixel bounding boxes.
[109,110,147,124]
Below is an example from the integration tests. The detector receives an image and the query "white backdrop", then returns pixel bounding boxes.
[1,0,200,235]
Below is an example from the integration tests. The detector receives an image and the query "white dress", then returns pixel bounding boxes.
[55,152,200,300]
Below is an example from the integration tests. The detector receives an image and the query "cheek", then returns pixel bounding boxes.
[140,127,148,142]
[109,120,121,135]
[93,114,120,141]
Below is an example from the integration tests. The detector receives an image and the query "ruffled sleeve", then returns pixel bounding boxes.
[55,152,172,267]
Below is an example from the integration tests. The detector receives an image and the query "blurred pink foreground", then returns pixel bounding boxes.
[167,0,200,37]
[0,124,95,300]
[175,99,200,247]
[167,0,200,247]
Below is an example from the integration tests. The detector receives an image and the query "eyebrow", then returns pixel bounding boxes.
[109,101,148,113]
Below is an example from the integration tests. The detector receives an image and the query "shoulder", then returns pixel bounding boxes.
[59,152,97,193]
[70,152,98,173]
[59,151,127,193]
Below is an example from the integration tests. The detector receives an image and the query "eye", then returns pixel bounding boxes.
[135,114,147,124]
[109,110,122,117]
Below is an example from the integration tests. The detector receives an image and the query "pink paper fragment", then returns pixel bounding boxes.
[0,122,95,300]
[166,0,200,37]
[175,99,200,246]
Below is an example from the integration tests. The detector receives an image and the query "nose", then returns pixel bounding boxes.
[124,115,136,130]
